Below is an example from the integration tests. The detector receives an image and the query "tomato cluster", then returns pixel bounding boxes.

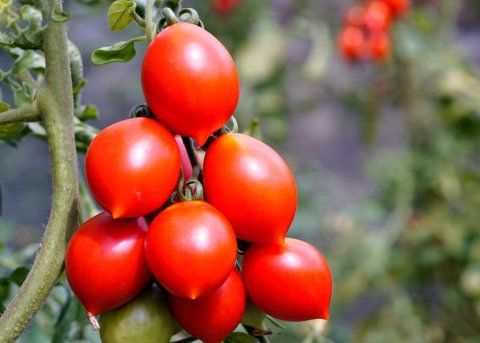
[338,0,410,63]
[66,20,332,343]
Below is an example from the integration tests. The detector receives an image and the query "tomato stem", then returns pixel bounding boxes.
[87,312,100,330]
[145,0,155,42]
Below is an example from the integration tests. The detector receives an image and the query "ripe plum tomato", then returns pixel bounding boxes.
[169,269,246,343]
[145,201,237,299]
[365,1,392,31]
[65,212,151,317]
[339,26,366,62]
[343,6,365,28]
[203,133,297,244]
[367,30,391,62]
[242,238,332,321]
[212,0,241,15]
[383,0,410,17]
[100,285,174,343]
[141,22,239,146]
[85,117,181,219]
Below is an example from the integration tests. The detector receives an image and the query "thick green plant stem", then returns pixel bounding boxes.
[0,2,79,341]
[0,103,40,125]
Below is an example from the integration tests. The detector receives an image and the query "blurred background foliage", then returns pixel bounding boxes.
[1,0,480,342]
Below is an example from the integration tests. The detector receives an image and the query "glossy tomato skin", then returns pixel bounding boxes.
[212,0,241,15]
[339,26,366,62]
[203,133,297,244]
[142,23,239,146]
[242,238,332,321]
[85,117,181,219]
[65,212,151,316]
[383,0,410,17]
[365,0,392,31]
[367,30,391,62]
[169,269,246,343]
[145,201,237,299]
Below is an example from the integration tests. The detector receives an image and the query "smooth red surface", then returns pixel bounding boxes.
[145,201,237,299]
[368,30,391,62]
[382,0,410,17]
[242,238,332,321]
[65,212,151,315]
[169,269,246,343]
[203,133,297,243]
[365,1,393,31]
[141,23,239,146]
[339,26,366,62]
[85,117,180,218]
[343,6,365,27]
[212,0,241,15]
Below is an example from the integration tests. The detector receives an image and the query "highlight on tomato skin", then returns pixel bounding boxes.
[203,133,297,244]
[338,26,366,62]
[144,201,238,300]
[141,22,240,146]
[242,238,332,322]
[367,29,392,62]
[168,269,246,343]
[84,117,181,219]
[365,0,393,31]
[65,212,152,318]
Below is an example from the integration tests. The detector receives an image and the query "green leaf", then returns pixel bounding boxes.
[108,0,136,31]
[91,38,142,66]
[51,8,71,23]
[0,102,9,113]
[80,104,99,120]
[19,5,42,29]
[10,48,45,74]
[224,332,257,343]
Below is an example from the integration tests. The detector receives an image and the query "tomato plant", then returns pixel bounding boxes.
[85,117,181,218]
[145,201,237,299]
[169,269,246,343]
[242,238,332,321]
[367,29,391,62]
[65,212,151,319]
[141,22,240,146]
[203,133,297,243]
[100,285,174,343]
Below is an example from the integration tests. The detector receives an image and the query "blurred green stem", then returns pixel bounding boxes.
[0,0,79,341]
[146,0,155,42]
[0,103,40,125]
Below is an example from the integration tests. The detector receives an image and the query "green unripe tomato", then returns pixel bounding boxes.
[100,285,174,343]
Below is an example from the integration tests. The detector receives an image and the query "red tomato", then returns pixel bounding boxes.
[142,23,240,146]
[242,238,332,321]
[203,133,297,244]
[367,30,391,62]
[65,212,151,316]
[338,26,366,62]
[382,0,410,17]
[145,201,237,299]
[212,0,241,15]
[365,0,392,31]
[169,269,246,343]
[85,117,180,219]
[343,6,365,28]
